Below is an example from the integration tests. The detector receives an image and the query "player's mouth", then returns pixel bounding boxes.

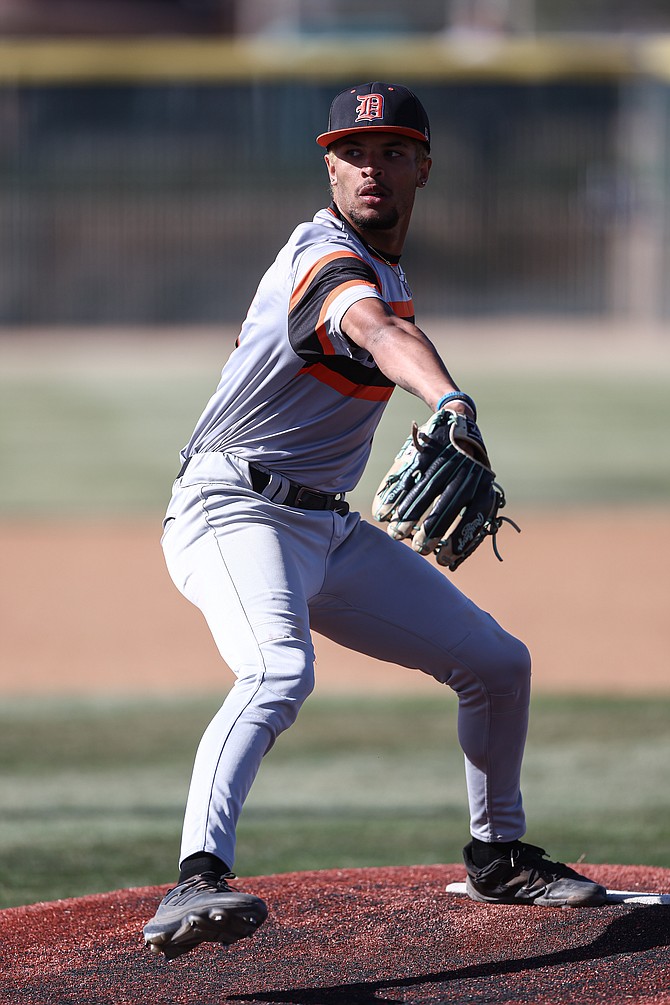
[357,185,390,206]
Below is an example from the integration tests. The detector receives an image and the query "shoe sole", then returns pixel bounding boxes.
[465,876,608,908]
[144,893,268,960]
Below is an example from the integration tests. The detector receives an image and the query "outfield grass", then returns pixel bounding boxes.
[0,693,667,909]
[1,337,670,515]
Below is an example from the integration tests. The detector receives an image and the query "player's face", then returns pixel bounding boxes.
[325,133,431,253]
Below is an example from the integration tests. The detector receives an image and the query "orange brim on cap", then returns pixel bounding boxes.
[316,124,430,148]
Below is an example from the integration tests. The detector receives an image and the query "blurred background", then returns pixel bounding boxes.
[0,2,669,906]
[0,0,670,323]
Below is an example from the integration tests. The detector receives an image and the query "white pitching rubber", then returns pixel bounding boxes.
[445,881,670,905]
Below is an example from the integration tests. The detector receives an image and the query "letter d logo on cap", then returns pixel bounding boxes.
[355,94,384,122]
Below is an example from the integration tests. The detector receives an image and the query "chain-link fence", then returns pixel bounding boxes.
[0,38,668,325]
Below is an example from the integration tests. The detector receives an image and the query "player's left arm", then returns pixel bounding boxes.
[347,298,520,568]
[341,297,470,415]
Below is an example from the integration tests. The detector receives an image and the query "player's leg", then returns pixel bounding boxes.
[161,470,328,872]
[144,458,338,956]
[310,513,605,907]
[310,511,530,842]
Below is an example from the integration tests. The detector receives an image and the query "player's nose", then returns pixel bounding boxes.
[360,159,383,177]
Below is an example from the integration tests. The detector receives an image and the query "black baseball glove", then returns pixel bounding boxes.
[372,407,519,570]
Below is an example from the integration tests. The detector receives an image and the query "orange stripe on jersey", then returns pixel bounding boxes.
[314,279,378,354]
[389,299,414,318]
[289,250,371,313]
[299,363,394,402]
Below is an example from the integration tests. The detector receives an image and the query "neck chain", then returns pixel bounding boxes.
[368,244,399,268]
[367,242,410,297]
[329,201,410,293]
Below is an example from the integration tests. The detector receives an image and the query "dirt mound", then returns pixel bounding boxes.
[2,864,669,1004]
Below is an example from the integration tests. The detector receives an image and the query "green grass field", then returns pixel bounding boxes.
[0,693,668,909]
[2,330,670,515]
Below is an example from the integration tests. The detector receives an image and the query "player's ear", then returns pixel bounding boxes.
[324,151,337,185]
[417,155,432,189]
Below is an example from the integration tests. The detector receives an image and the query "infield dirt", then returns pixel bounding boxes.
[2,508,668,697]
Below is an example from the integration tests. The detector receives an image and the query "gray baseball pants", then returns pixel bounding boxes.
[161,452,531,871]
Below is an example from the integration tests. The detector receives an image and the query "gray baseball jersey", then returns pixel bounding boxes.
[181,206,415,494]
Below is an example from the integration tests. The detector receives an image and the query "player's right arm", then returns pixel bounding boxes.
[341,296,470,415]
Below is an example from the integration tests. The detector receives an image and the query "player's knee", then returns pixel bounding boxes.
[448,626,531,710]
[476,632,532,713]
[498,634,532,702]
[262,664,315,709]
[256,638,316,729]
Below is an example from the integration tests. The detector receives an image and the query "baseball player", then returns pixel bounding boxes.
[143,82,606,961]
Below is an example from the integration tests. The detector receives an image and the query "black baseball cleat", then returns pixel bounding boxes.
[143,871,268,960]
[463,841,607,907]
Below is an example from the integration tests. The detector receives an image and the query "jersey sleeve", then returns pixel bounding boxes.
[288,249,384,362]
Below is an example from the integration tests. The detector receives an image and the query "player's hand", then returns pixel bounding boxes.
[372,407,519,570]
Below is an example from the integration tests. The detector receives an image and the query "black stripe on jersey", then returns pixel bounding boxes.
[288,256,379,361]
[301,350,395,392]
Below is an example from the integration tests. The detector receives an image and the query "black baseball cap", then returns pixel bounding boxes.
[316,82,430,151]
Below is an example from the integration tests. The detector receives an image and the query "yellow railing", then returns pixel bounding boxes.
[0,34,662,85]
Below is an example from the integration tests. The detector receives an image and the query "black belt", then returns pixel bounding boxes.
[178,456,349,515]
[250,464,349,514]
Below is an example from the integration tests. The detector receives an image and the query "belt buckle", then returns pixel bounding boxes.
[293,486,328,510]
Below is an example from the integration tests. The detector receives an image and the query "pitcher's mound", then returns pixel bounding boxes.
[2,864,669,1005]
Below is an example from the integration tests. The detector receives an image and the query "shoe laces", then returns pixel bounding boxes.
[172,870,238,898]
[217,871,237,891]
[509,843,576,884]
[202,870,238,892]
